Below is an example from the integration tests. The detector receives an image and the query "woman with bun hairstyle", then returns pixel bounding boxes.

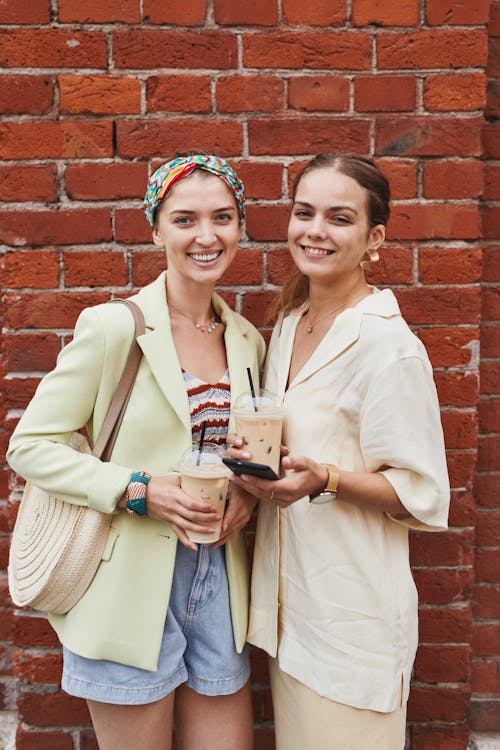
[229,153,450,750]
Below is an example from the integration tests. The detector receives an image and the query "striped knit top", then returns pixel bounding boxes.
[183,369,230,446]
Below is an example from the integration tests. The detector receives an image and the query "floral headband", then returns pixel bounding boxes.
[142,154,246,227]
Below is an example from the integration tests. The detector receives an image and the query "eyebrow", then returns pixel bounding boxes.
[293,200,358,214]
[169,205,236,215]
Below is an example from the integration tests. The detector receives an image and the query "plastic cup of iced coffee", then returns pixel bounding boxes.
[233,390,283,476]
[179,443,230,544]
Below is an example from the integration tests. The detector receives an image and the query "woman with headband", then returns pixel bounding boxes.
[8,153,265,749]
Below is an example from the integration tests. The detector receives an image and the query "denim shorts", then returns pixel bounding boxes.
[62,543,250,705]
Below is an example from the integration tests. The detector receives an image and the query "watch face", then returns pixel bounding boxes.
[309,492,336,505]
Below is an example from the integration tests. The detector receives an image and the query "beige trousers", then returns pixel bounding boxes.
[269,658,407,750]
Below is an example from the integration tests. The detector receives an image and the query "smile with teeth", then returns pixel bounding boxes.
[188,251,222,263]
[302,246,334,256]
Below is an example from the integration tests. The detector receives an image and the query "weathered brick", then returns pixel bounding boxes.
[423,160,484,199]
[0,0,50,23]
[397,286,482,326]
[243,31,372,69]
[408,686,471,723]
[59,75,141,115]
[231,162,283,200]
[375,159,417,199]
[377,30,488,70]
[414,645,471,683]
[143,0,206,24]
[442,411,478,450]
[132,251,167,288]
[0,210,111,247]
[0,76,53,115]
[417,327,480,368]
[1,250,60,289]
[0,122,113,160]
[288,76,349,112]
[426,0,491,25]
[376,116,483,157]
[418,248,482,284]
[3,292,107,330]
[65,163,148,200]
[0,29,107,68]
[219,250,264,286]
[0,165,58,202]
[64,251,128,288]
[246,206,290,242]
[114,209,152,244]
[410,724,470,750]
[14,650,63,685]
[388,204,481,241]
[19,691,91,727]
[249,118,370,155]
[146,75,211,113]
[116,120,243,158]
[16,727,73,750]
[424,73,487,112]
[58,0,140,22]
[282,0,345,25]
[352,0,419,26]
[355,75,416,112]
[2,333,61,372]
[113,30,237,69]
[217,76,285,112]
[214,0,278,25]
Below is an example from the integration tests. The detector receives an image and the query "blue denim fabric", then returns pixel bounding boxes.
[62,543,249,705]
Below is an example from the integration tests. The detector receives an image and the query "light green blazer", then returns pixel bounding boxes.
[7,272,266,670]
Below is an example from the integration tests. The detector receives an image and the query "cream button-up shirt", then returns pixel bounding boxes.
[248,289,450,713]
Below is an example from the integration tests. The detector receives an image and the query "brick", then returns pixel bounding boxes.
[0,165,58,203]
[471,660,500,695]
[442,411,478,450]
[408,686,470,722]
[0,122,113,160]
[217,76,285,112]
[113,30,237,69]
[482,205,500,240]
[5,378,52,411]
[483,247,500,282]
[375,159,417,199]
[116,120,243,158]
[491,2,500,35]
[14,651,62,685]
[0,75,53,115]
[447,450,478,488]
[19,691,91,727]
[353,0,418,26]
[478,434,500,471]
[16,728,73,750]
[1,251,59,289]
[2,333,60,372]
[418,248,482,284]
[475,474,500,510]
[132,251,168,287]
[65,162,148,200]
[13,615,60,648]
[469,699,500,732]
[488,39,500,78]
[479,397,500,432]
[482,122,500,159]
[282,0,345,25]
[0,210,111,247]
[376,116,483,157]
[219,250,264,286]
[387,204,480,240]
[288,76,349,112]
[214,0,278,25]
[267,247,294,285]
[474,584,500,618]
[475,511,500,548]
[410,530,474,568]
[423,160,483,199]
[242,291,280,328]
[231,162,283,200]
[362,245,414,285]
[58,0,140,22]
[414,645,471,683]
[146,75,211,113]
[377,30,487,70]
[354,75,416,112]
[424,73,487,112]
[484,165,500,200]
[0,0,50,23]
[481,323,500,358]
[114,209,152,244]
[417,327,479,368]
[64,251,128,288]
[482,288,500,321]
[448,490,476,528]
[249,118,370,155]
[3,293,106,330]
[426,0,491,25]
[59,75,141,115]
[473,623,500,657]
[476,548,500,584]
[0,29,107,68]
[246,205,290,242]
[410,724,470,750]
[143,0,206,24]
[243,31,371,69]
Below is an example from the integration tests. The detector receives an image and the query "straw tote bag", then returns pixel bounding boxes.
[8,299,145,614]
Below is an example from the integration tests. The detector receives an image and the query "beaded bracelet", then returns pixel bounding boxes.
[124,471,151,518]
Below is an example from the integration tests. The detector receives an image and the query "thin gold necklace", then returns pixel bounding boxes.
[169,303,220,334]
[304,291,368,334]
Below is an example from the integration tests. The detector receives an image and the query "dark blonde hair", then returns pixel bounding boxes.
[273,153,391,319]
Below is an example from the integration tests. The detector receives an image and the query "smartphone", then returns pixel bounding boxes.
[222,457,279,481]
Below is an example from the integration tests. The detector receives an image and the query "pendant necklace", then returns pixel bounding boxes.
[170,304,220,334]
[304,291,369,334]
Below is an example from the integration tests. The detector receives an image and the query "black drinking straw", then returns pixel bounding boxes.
[246,367,257,412]
[197,420,207,466]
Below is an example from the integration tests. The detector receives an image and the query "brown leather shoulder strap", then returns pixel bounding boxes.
[92,299,145,461]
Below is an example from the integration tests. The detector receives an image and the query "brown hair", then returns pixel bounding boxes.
[271,153,391,319]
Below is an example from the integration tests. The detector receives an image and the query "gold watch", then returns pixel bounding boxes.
[309,464,340,505]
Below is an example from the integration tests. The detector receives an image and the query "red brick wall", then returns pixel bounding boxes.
[0,1,498,748]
